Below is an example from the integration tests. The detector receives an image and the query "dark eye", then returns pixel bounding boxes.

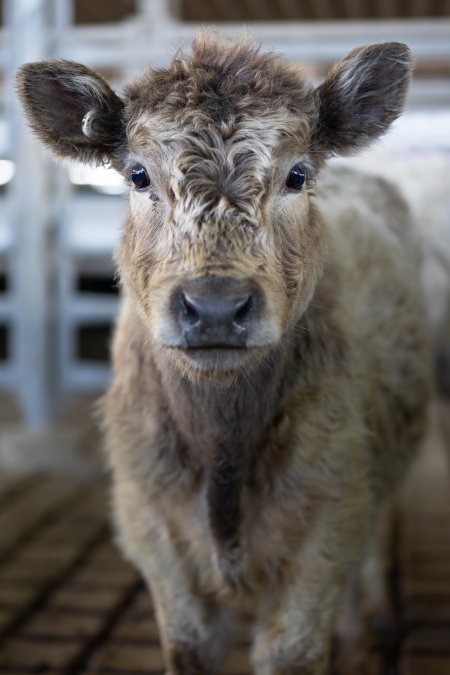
[131,164,150,190]
[286,163,306,191]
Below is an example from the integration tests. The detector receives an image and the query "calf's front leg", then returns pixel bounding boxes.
[251,501,369,675]
[113,481,231,675]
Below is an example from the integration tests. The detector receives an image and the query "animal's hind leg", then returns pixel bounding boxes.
[360,504,395,631]
[334,506,395,674]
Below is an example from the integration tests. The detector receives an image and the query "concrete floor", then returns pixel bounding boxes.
[0,398,448,674]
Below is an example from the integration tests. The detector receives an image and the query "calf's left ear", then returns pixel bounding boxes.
[16,59,126,165]
[314,42,413,156]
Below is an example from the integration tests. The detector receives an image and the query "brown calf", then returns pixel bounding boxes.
[17,32,432,674]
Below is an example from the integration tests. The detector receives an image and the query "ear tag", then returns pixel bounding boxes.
[81,110,97,139]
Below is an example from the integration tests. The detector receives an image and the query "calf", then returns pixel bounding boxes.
[17,33,432,674]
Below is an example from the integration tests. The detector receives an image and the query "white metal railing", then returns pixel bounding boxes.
[2,0,56,423]
[54,16,450,105]
[1,0,450,424]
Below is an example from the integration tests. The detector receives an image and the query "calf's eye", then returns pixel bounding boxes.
[286,164,306,191]
[131,164,150,190]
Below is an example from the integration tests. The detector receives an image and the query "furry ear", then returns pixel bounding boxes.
[314,42,413,156]
[16,59,126,164]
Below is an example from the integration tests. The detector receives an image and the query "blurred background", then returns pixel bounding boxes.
[0,0,448,469]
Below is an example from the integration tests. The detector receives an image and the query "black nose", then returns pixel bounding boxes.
[175,276,258,348]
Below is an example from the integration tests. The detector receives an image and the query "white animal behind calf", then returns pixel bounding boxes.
[17,33,433,674]
[338,147,450,383]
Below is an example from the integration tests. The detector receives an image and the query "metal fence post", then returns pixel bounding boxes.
[6,0,55,425]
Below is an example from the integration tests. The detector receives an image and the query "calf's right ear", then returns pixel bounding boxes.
[314,42,413,156]
[16,60,126,165]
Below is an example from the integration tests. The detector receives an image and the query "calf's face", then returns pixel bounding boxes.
[16,35,412,379]
[120,87,323,376]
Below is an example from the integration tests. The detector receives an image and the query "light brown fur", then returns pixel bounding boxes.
[17,32,432,674]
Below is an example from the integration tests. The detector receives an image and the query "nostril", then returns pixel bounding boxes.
[174,280,261,348]
[180,293,200,326]
[233,295,254,326]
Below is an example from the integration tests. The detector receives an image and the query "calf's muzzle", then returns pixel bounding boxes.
[173,275,260,349]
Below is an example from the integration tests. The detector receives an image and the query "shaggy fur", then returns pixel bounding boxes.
[17,33,432,675]
[16,59,126,164]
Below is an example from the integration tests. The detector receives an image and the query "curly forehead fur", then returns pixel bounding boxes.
[124,33,318,127]
[123,34,319,223]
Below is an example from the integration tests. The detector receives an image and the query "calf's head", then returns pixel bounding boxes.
[17,34,412,380]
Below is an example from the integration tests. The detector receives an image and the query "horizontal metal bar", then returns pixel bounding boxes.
[64,295,119,322]
[0,230,12,254]
[62,362,112,392]
[175,18,450,62]
[62,194,126,255]
[0,364,16,390]
[55,18,450,67]
[407,80,450,108]
[0,296,13,320]
[47,18,450,109]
